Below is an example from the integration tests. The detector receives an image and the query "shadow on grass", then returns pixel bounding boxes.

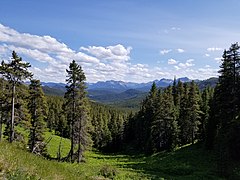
[92,143,220,179]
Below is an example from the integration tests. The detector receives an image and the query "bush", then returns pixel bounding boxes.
[99,165,118,179]
[6,169,39,180]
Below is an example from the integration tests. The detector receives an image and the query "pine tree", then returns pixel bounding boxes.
[123,112,136,146]
[46,96,66,135]
[28,79,47,154]
[188,81,201,145]
[0,51,32,142]
[176,80,184,106]
[0,78,9,141]
[205,89,218,149]
[172,76,178,106]
[217,49,236,127]
[64,60,92,163]
[206,43,240,176]
[151,86,178,151]
[142,82,158,153]
[200,86,213,142]
[150,89,163,152]
[178,83,190,145]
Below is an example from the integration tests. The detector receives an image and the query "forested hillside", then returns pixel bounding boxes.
[41,78,218,112]
[0,44,240,179]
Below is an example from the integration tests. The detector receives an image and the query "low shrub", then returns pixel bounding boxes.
[99,165,118,179]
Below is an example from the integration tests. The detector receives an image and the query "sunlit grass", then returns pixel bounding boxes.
[44,131,71,158]
[0,126,223,179]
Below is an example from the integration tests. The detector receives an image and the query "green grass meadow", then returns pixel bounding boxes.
[0,126,224,179]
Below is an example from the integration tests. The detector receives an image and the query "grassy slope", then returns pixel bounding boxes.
[0,131,224,180]
[0,125,225,179]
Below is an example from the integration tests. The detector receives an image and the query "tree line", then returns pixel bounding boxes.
[123,43,240,177]
[123,79,213,153]
[0,52,127,163]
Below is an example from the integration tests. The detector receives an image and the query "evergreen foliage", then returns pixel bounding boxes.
[28,79,47,154]
[0,78,10,141]
[0,51,32,142]
[205,43,240,177]
[124,80,203,154]
[64,60,92,163]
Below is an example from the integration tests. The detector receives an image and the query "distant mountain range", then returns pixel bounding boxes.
[41,77,218,109]
[41,77,192,93]
[87,77,192,92]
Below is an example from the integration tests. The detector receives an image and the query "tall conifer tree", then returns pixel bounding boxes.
[28,79,47,154]
[188,81,201,144]
[64,60,91,163]
[0,51,32,142]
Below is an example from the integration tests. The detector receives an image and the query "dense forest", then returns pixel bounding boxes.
[0,43,240,178]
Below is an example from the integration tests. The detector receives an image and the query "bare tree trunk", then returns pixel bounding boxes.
[0,79,3,142]
[77,116,82,163]
[0,111,2,142]
[69,122,74,162]
[31,103,36,152]
[70,91,76,162]
[77,149,82,163]
[10,83,15,143]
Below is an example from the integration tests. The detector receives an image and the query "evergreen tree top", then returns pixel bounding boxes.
[0,51,33,83]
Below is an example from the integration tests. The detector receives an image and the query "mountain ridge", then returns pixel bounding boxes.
[41,77,218,109]
[41,77,193,92]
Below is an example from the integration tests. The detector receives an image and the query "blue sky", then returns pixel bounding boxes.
[0,0,240,82]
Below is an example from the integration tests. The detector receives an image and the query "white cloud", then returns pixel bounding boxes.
[0,24,138,82]
[74,52,100,64]
[207,47,223,52]
[205,53,210,57]
[214,57,221,61]
[197,68,219,77]
[80,44,132,62]
[174,66,181,70]
[0,24,151,83]
[205,65,211,68]
[6,45,56,64]
[177,48,185,53]
[160,49,172,55]
[168,58,178,65]
[168,67,218,80]
[186,59,194,63]
[0,24,73,54]
[0,24,219,83]
[178,59,195,68]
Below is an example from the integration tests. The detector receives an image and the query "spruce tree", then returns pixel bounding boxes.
[178,83,190,145]
[0,78,9,141]
[205,89,218,149]
[200,86,213,142]
[152,86,178,151]
[205,43,240,176]
[172,76,178,106]
[0,51,32,142]
[142,82,158,153]
[28,79,47,154]
[188,81,201,145]
[64,60,92,163]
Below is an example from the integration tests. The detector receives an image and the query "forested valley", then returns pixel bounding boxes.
[0,43,240,179]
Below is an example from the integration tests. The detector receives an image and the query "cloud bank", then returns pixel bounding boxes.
[0,24,219,83]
